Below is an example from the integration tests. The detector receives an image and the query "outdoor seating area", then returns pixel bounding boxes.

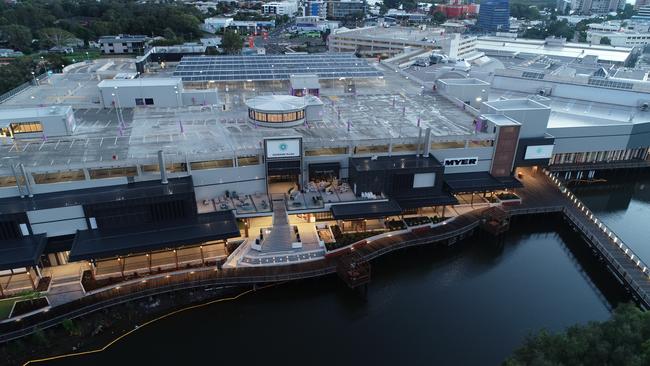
[0,268,41,296]
[206,191,271,214]
[93,243,227,279]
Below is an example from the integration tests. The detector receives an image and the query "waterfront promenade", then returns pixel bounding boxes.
[1,168,650,342]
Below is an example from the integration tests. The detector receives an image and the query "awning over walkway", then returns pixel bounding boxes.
[69,211,240,261]
[495,175,524,189]
[0,234,47,271]
[396,193,459,209]
[330,200,402,220]
[444,172,522,193]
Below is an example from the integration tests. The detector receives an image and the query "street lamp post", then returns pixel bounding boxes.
[113,87,125,128]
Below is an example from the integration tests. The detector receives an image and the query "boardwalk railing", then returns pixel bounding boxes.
[0,265,336,343]
[544,170,650,308]
[362,221,481,262]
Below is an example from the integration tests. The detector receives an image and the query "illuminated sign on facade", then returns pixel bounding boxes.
[265,138,302,160]
[443,157,479,167]
[524,145,554,160]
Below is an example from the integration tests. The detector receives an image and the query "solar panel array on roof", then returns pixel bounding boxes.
[172,53,383,82]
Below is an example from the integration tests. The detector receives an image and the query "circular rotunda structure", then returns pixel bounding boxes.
[246,95,307,128]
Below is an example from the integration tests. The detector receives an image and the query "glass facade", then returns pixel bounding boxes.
[10,121,43,134]
[550,148,649,165]
[477,0,509,32]
[248,108,305,123]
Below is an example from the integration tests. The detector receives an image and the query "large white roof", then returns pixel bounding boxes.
[477,36,632,63]
[245,95,307,112]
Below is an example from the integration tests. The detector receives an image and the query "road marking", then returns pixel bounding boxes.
[69,139,75,148]
[54,140,60,150]
[39,141,46,150]
[100,137,104,147]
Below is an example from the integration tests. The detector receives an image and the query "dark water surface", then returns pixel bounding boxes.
[573,173,650,264]
[44,215,631,366]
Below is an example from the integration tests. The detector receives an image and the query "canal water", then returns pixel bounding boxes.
[43,214,633,366]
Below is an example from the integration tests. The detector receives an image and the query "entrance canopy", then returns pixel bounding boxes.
[444,172,522,193]
[396,192,459,209]
[267,160,301,176]
[0,234,47,271]
[330,200,402,220]
[69,211,240,261]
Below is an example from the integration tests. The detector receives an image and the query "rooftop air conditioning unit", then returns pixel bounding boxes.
[537,88,551,96]
[639,101,650,111]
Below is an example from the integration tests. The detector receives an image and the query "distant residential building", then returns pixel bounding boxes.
[263,1,299,16]
[202,18,275,34]
[570,0,625,15]
[305,0,327,19]
[437,33,483,61]
[294,16,339,32]
[435,2,479,19]
[587,30,650,47]
[477,0,509,32]
[0,48,23,57]
[200,37,222,47]
[202,17,234,33]
[636,0,650,10]
[328,0,366,20]
[99,35,148,54]
[49,46,75,54]
[633,5,650,21]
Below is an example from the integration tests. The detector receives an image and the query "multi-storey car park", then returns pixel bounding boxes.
[0,52,650,299]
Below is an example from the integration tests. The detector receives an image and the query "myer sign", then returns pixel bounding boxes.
[444,157,478,167]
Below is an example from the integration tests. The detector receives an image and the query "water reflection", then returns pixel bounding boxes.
[574,173,650,263]
[46,217,622,366]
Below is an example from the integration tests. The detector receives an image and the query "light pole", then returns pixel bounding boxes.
[113,86,125,128]
[31,71,38,86]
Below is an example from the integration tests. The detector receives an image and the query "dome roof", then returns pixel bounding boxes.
[246,95,306,112]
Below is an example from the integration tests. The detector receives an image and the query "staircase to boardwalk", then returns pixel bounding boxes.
[262,197,293,252]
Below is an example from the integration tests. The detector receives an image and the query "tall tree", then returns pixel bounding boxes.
[506,304,650,366]
[221,31,243,54]
[38,27,76,48]
[0,24,33,52]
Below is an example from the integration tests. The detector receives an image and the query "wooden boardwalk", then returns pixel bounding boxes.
[2,169,650,342]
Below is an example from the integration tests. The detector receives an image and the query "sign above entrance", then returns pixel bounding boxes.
[443,157,478,167]
[265,138,302,160]
[524,145,554,160]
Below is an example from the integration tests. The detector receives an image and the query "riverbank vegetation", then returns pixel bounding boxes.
[505,303,650,366]
[0,286,244,365]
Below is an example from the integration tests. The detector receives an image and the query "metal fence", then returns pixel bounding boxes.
[0,72,48,105]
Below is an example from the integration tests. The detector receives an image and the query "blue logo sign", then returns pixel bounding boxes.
[279,143,288,151]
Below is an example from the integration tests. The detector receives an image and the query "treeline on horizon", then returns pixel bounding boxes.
[0,0,205,53]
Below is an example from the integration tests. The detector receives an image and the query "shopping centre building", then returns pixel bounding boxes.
[0,53,648,295]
